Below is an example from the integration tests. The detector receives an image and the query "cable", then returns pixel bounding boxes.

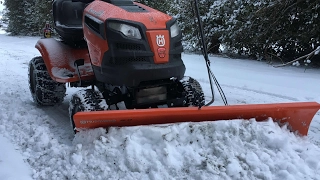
[207,62,228,105]
[193,0,228,106]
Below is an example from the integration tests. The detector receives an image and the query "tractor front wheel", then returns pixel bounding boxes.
[69,89,108,133]
[180,76,205,107]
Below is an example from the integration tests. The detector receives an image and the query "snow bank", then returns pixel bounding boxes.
[69,120,320,180]
[3,99,319,180]
[0,135,33,180]
[1,89,319,180]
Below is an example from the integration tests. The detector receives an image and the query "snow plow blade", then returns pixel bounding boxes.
[73,102,320,136]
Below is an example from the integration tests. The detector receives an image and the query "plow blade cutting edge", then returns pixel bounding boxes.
[73,102,320,136]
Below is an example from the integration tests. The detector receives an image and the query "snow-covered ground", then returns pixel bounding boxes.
[0,3,4,11]
[0,33,320,180]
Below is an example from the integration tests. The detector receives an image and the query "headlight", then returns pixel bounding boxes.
[108,22,142,39]
[170,22,181,38]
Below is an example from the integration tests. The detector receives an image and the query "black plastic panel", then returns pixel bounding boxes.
[102,0,147,12]
[52,0,86,43]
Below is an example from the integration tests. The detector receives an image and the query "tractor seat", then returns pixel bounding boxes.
[52,0,86,44]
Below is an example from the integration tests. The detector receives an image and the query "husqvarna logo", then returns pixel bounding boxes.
[156,35,165,47]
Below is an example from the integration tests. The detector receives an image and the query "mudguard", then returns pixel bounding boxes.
[35,38,95,83]
[73,102,320,136]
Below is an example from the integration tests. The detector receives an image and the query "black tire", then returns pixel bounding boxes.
[180,76,205,107]
[28,56,66,106]
[69,89,108,133]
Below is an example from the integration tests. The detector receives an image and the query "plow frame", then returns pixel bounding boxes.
[73,102,320,136]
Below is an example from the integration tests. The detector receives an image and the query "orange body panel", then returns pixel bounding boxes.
[146,30,170,64]
[83,1,173,66]
[86,1,172,30]
[73,102,320,136]
[35,38,95,83]
[83,24,109,67]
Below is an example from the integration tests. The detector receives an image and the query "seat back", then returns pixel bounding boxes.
[53,0,85,28]
[52,0,86,44]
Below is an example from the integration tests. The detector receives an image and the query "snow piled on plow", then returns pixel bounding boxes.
[2,98,319,180]
[67,120,320,180]
[7,119,317,180]
[1,89,319,179]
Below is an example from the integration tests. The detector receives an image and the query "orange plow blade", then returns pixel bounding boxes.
[74,102,320,136]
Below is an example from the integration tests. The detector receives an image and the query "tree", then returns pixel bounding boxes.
[136,0,172,14]
[4,0,28,35]
[169,0,225,53]
[3,0,320,65]
[4,0,52,36]
[29,0,53,35]
[183,0,320,62]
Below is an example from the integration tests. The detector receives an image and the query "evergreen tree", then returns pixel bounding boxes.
[219,0,320,61]
[136,0,172,14]
[29,0,53,35]
[4,0,52,36]
[4,0,28,35]
[2,0,320,64]
[170,0,224,53]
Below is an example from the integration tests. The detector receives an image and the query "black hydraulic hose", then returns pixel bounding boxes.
[193,0,228,106]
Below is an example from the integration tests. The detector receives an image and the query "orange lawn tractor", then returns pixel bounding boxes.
[28,0,320,135]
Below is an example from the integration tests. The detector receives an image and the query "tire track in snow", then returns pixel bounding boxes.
[197,78,299,102]
[220,84,299,101]
[0,40,75,143]
[0,69,74,144]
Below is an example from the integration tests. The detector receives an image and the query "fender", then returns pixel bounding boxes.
[35,38,95,83]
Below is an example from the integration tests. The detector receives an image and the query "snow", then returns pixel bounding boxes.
[0,134,33,180]
[51,64,94,80]
[51,67,74,79]
[0,4,4,11]
[0,34,320,180]
[315,46,320,55]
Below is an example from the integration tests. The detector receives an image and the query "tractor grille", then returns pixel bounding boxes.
[115,43,142,51]
[109,57,149,65]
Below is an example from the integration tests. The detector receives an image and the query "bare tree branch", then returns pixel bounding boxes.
[267,53,285,65]
[273,46,320,67]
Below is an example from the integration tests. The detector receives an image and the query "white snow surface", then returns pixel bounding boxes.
[0,134,33,180]
[0,4,4,11]
[0,34,320,180]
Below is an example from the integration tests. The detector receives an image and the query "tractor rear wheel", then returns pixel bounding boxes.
[69,89,108,133]
[28,56,66,106]
[180,76,205,107]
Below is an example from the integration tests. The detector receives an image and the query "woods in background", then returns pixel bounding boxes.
[2,0,320,64]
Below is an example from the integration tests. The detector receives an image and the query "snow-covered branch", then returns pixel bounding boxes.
[273,46,320,68]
